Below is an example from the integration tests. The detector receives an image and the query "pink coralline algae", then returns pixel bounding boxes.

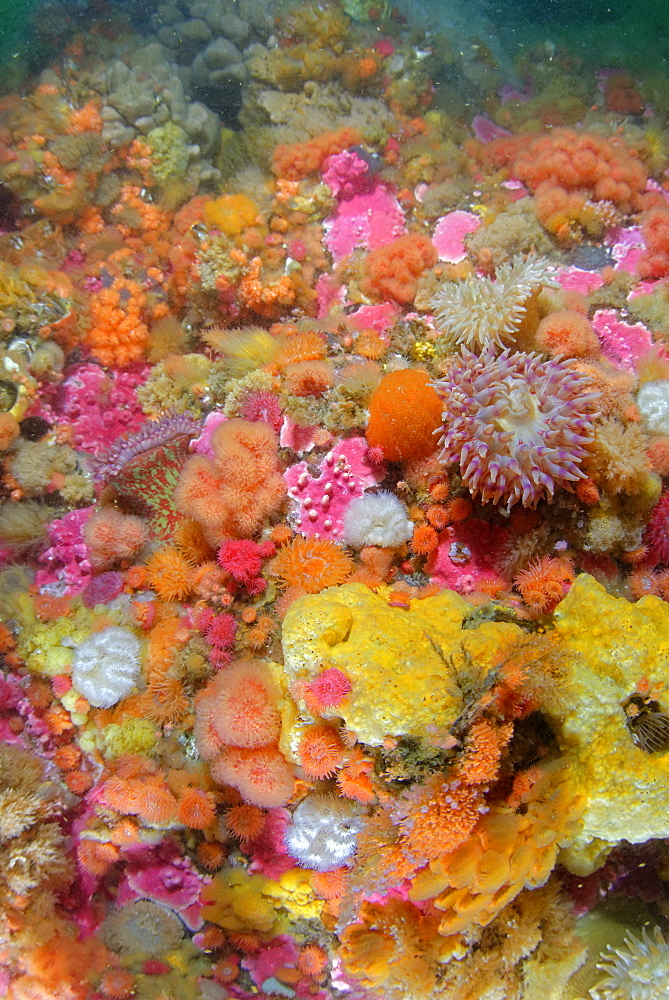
[591,309,654,372]
[285,436,386,539]
[555,266,604,296]
[606,225,646,273]
[36,506,93,594]
[350,302,400,334]
[39,363,147,457]
[432,349,601,508]
[246,807,294,879]
[323,185,406,264]
[432,210,481,263]
[118,850,204,930]
[243,934,299,989]
[81,571,125,608]
[426,520,509,593]
[190,410,227,456]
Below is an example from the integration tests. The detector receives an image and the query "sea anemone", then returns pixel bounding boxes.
[217,539,264,583]
[195,659,281,752]
[72,627,142,709]
[96,411,201,480]
[514,554,575,613]
[431,348,601,508]
[284,793,364,871]
[647,489,669,563]
[177,787,216,829]
[269,537,353,593]
[589,924,669,1000]
[238,390,283,433]
[212,745,295,808]
[297,724,345,779]
[305,668,352,710]
[431,255,557,353]
[145,546,194,602]
[342,492,413,549]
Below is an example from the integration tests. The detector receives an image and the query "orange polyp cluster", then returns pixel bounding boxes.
[237,256,296,317]
[175,418,286,544]
[272,126,362,180]
[535,309,601,358]
[83,508,149,570]
[361,233,437,305]
[99,756,180,827]
[194,659,294,808]
[203,193,259,235]
[511,128,648,210]
[366,368,443,462]
[514,555,575,613]
[84,276,149,366]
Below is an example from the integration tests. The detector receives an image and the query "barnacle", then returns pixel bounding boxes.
[622,694,669,753]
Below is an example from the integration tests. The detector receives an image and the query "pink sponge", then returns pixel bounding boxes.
[284,436,385,540]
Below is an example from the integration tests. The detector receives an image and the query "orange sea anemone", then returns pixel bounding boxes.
[145,546,194,602]
[211,745,295,808]
[195,659,281,752]
[411,524,438,555]
[77,839,120,877]
[269,537,353,594]
[297,724,345,779]
[196,841,227,871]
[226,803,266,841]
[514,554,575,613]
[177,787,217,829]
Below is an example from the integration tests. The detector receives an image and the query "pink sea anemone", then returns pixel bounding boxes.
[646,489,669,564]
[217,539,264,584]
[432,349,600,508]
[238,391,283,434]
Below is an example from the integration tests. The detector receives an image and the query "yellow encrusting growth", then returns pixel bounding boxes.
[281,583,470,746]
[550,574,669,873]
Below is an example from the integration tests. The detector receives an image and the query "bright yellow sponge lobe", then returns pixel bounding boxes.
[551,574,669,873]
[281,583,470,746]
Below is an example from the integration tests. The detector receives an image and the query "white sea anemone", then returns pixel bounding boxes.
[72,626,142,708]
[589,925,669,1000]
[342,491,413,549]
[637,380,669,436]
[431,254,557,352]
[284,794,363,871]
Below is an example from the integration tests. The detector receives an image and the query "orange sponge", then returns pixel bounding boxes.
[366,369,443,462]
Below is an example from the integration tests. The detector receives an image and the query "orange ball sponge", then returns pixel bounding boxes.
[366,369,443,462]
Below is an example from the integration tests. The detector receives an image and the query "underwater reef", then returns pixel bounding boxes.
[2,1,669,998]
